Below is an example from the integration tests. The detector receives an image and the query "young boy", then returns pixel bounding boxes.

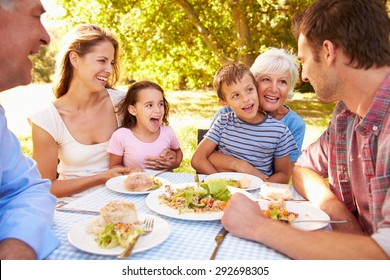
[191,64,297,182]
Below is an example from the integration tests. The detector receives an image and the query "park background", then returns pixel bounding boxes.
[3,0,389,173]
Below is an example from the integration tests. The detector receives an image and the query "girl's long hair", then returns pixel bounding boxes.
[117,80,170,128]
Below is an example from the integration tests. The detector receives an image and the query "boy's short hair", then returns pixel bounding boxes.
[213,63,257,101]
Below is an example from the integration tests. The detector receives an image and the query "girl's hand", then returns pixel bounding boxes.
[143,156,165,170]
[144,149,177,170]
[160,149,176,161]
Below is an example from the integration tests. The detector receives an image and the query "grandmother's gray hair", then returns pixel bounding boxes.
[250,48,300,99]
[0,0,15,11]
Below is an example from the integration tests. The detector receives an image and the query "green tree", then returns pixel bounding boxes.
[32,25,65,83]
[53,0,314,89]
[32,45,56,83]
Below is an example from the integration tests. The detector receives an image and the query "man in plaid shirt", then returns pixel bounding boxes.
[221,0,389,259]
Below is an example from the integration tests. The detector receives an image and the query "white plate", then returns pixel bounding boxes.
[259,182,293,200]
[204,172,263,191]
[259,200,330,231]
[67,214,169,256]
[146,183,241,221]
[105,175,170,194]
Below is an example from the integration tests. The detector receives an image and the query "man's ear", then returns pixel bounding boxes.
[322,40,337,66]
[218,98,229,108]
[69,51,79,68]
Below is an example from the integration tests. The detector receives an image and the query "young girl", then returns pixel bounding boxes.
[107,80,183,171]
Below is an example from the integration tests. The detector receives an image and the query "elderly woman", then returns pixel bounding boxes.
[208,48,305,182]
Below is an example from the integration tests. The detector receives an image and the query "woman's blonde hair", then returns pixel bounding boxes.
[53,24,120,98]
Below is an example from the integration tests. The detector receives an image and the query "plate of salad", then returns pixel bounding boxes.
[145,179,233,221]
[259,200,330,231]
[67,214,170,256]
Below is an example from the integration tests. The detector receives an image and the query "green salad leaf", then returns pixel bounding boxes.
[96,222,143,248]
[116,227,143,247]
[96,222,119,248]
[158,179,232,214]
[205,178,232,201]
[152,177,163,190]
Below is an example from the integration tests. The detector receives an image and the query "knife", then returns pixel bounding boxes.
[56,208,100,215]
[210,227,228,260]
[153,169,169,177]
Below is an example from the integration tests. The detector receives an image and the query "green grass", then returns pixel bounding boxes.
[286,92,336,128]
[166,90,220,173]
[1,84,335,174]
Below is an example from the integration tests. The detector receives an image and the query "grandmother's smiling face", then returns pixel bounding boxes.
[256,70,291,114]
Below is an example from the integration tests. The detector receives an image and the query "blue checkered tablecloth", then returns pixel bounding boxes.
[47,172,295,260]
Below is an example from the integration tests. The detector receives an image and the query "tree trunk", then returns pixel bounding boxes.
[229,0,256,66]
[175,0,233,65]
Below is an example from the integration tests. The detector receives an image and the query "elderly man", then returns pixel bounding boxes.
[0,0,60,259]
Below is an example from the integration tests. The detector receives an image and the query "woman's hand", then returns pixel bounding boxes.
[102,165,133,181]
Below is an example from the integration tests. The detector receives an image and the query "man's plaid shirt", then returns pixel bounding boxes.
[296,74,390,232]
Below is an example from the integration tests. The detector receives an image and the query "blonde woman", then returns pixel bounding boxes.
[29,24,130,199]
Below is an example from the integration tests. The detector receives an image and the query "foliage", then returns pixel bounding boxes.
[19,136,33,158]
[32,45,56,83]
[51,0,315,90]
[32,25,66,83]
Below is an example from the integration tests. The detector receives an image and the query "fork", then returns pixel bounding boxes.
[117,217,154,258]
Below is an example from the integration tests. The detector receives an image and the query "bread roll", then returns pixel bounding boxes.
[86,216,106,235]
[260,182,292,200]
[238,176,251,189]
[123,172,154,191]
[128,165,144,173]
[99,200,139,224]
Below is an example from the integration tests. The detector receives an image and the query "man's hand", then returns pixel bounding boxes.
[221,193,265,240]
